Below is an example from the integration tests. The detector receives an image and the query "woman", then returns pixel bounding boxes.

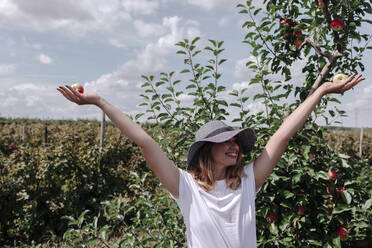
[57,74,364,247]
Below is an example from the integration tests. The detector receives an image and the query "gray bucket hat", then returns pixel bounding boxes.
[187,120,256,170]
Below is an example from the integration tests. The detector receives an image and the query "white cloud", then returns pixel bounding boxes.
[120,0,160,15]
[232,81,262,96]
[84,16,201,113]
[234,57,255,81]
[0,64,15,75]
[186,0,232,10]
[108,38,126,48]
[37,53,53,64]
[133,19,166,37]
[0,0,138,34]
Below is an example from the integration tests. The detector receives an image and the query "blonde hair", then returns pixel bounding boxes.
[188,142,246,192]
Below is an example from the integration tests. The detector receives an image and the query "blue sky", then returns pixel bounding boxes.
[0,0,371,127]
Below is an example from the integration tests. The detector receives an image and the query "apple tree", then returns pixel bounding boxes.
[235,0,371,247]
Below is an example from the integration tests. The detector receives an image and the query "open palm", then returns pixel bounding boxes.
[57,85,101,105]
[322,74,364,95]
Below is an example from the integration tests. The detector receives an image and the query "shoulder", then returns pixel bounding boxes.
[178,168,199,192]
[243,161,255,174]
[243,161,260,194]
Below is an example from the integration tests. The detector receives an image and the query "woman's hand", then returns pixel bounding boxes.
[321,74,364,95]
[57,85,101,106]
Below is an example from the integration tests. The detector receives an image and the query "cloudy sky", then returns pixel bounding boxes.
[0,0,371,127]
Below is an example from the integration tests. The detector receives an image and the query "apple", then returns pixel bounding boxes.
[293,40,302,49]
[10,143,18,150]
[328,169,338,181]
[331,18,343,31]
[336,227,348,241]
[318,0,329,8]
[71,83,84,94]
[327,207,333,215]
[268,213,277,223]
[318,0,325,8]
[297,205,307,216]
[332,73,348,83]
[280,18,291,26]
[294,29,302,37]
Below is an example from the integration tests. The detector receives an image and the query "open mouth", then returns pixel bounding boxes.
[226,152,238,159]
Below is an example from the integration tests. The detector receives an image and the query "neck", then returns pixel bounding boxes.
[213,167,226,180]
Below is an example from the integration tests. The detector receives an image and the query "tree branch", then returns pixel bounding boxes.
[302,38,331,59]
[307,50,343,97]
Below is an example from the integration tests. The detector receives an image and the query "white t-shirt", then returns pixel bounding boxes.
[172,162,258,248]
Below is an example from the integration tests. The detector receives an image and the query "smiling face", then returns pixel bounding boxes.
[189,136,245,190]
[210,137,240,168]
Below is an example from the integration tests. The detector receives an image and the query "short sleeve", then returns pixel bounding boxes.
[244,162,261,197]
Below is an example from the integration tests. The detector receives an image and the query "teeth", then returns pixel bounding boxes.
[226,152,237,157]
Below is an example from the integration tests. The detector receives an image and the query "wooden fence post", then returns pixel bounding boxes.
[359,127,363,158]
[100,110,105,149]
[44,124,48,144]
[20,125,26,141]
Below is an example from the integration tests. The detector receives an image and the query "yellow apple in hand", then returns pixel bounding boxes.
[332,74,348,84]
[71,83,84,94]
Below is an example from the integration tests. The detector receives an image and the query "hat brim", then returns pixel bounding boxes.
[186,127,256,170]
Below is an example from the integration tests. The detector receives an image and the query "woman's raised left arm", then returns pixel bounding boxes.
[253,74,365,191]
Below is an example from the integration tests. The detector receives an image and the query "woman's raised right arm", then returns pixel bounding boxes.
[57,86,180,197]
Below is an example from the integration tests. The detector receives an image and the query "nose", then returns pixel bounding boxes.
[228,138,239,149]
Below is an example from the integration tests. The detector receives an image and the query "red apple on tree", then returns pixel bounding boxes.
[293,40,302,49]
[297,205,307,216]
[268,213,277,223]
[327,207,333,215]
[294,29,302,37]
[331,18,343,31]
[328,169,338,181]
[280,18,291,26]
[10,143,18,150]
[318,0,325,8]
[336,227,348,241]
[71,83,84,94]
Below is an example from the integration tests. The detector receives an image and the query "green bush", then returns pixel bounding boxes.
[0,122,147,246]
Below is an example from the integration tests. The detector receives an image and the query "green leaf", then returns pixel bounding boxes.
[135,113,144,120]
[269,223,279,235]
[282,190,294,199]
[230,103,241,108]
[332,236,341,248]
[155,81,165,87]
[316,171,329,181]
[218,59,227,65]
[78,210,90,226]
[342,191,352,204]
[333,205,351,214]
[191,37,200,45]
[362,199,372,210]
